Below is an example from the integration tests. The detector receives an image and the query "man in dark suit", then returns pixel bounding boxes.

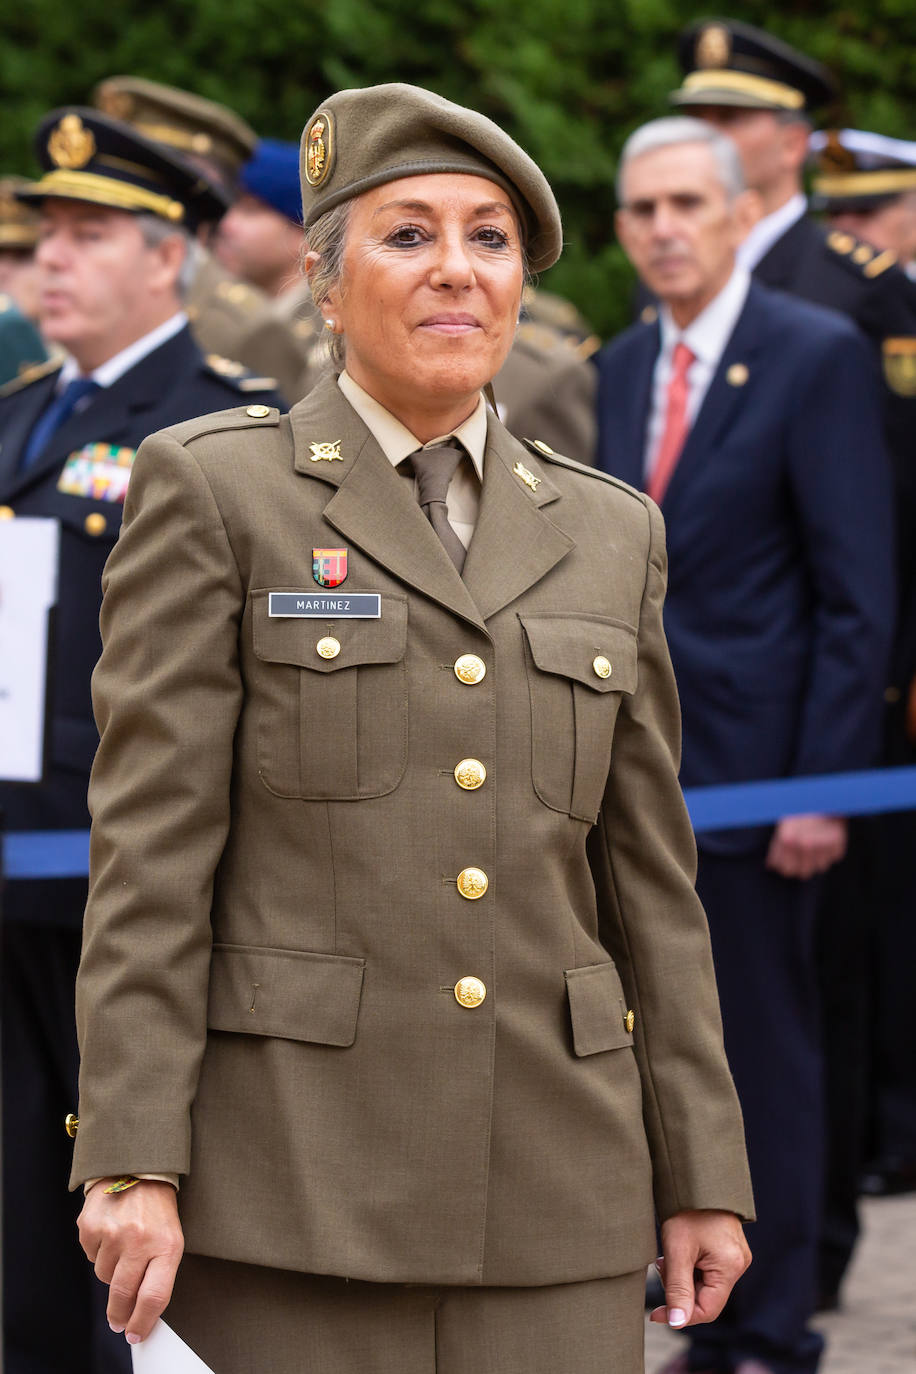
[596,117,893,1374]
[0,106,283,1374]
[669,20,916,1295]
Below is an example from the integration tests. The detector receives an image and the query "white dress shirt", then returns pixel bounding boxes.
[57,311,188,393]
[736,192,807,272]
[338,370,486,549]
[644,267,751,482]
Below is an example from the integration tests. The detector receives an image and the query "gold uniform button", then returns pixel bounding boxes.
[593,655,612,680]
[246,404,271,418]
[454,976,487,1008]
[317,636,341,659]
[625,1009,636,1033]
[454,654,486,684]
[456,866,488,900]
[454,758,487,790]
[84,512,107,536]
[64,1113,79,1138]
[0,505,14,520]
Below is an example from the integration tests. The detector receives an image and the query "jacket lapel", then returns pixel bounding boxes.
[596,322,657,490]
[289,378,575,627]
[660,286,767,515]
[290,377,486,630]
[0,368,61,497]
[462,415,574,621]
[752,214,812,291]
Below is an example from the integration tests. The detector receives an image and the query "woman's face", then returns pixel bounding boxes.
[322,173,525,422]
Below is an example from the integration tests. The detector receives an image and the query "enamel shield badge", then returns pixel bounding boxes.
[312,547,348,588]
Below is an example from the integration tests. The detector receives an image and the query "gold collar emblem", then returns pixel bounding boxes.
[48,114,96,170]
[696,23,731,69]
[309,440,343,462]
[513,460,541,491]
[726,363,749,387]
[304,113,333,187]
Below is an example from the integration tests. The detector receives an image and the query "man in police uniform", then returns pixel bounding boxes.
[811,129,916,273]
[669,17,916,1310]
[0,106,283,1374]
[93,75,309,402]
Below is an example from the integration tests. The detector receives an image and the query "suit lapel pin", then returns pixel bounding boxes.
[513,460,541,491]
[309,440,343,461]
[726,363,749,387]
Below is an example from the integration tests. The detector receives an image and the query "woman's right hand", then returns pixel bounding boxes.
[78,1179,184,1345]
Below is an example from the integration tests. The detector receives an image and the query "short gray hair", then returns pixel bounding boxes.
[616,117,746,203]
[136,213,195,299]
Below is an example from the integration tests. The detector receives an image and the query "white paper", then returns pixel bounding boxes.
[0,517,59,783]
[130,1319,215,1372]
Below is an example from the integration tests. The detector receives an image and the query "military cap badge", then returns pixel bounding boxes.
[696,23,731,69]
[48,114,96,170]
[304,113,334,187]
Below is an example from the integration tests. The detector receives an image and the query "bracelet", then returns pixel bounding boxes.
[104,1176,140,1194]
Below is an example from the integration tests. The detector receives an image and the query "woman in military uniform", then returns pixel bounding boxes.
[72,85,753,1374]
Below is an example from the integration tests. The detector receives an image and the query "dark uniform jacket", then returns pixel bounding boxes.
[0,325,283,924]
[754,214,916,702]
[596,282,895,850]
[71,375,753,1288]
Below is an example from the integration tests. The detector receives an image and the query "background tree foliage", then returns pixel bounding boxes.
[1,0,914,337]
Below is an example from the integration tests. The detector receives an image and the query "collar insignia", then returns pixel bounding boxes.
[309,440,343,461]
[513,460,541,491]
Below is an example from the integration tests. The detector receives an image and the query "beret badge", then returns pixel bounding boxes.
[48,114,96,170]
[304,112,334,188]
[696,24,731,69]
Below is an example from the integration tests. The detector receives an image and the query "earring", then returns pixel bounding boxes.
[324,319,335,330]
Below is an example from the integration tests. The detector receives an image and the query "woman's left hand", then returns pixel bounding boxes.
[649,1209,751,1328]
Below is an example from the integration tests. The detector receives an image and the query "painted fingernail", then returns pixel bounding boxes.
[668,1308,687,1328]
[109,1322,125,1334]
[126,1333,141,1345]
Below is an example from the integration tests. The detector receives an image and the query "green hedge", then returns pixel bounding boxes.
[2,0,915,336]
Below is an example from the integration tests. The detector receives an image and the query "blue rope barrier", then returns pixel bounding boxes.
[5,766,916,878]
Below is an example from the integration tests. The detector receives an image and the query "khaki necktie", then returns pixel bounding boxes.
[407,438,468,574]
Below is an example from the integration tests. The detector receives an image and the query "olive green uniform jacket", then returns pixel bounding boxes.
[72,375,753,1286]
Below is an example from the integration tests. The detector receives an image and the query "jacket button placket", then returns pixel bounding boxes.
[446,640,496,1016]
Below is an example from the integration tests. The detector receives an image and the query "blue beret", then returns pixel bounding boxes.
[239,138,302,223]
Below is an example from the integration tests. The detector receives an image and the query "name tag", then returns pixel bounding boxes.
[268,592,381,618]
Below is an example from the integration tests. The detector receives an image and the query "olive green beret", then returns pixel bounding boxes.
[299,84,562,272]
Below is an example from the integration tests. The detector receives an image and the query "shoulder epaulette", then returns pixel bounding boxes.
[0,355,62,397]
[166,404,282,447]
[204,353,278,392]
[515,320,575,357]
[825,231,897,280]
[521,438,644,502]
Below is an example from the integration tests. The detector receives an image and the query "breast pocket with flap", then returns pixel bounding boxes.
[251,589,408,800]
[519,613,638,823]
